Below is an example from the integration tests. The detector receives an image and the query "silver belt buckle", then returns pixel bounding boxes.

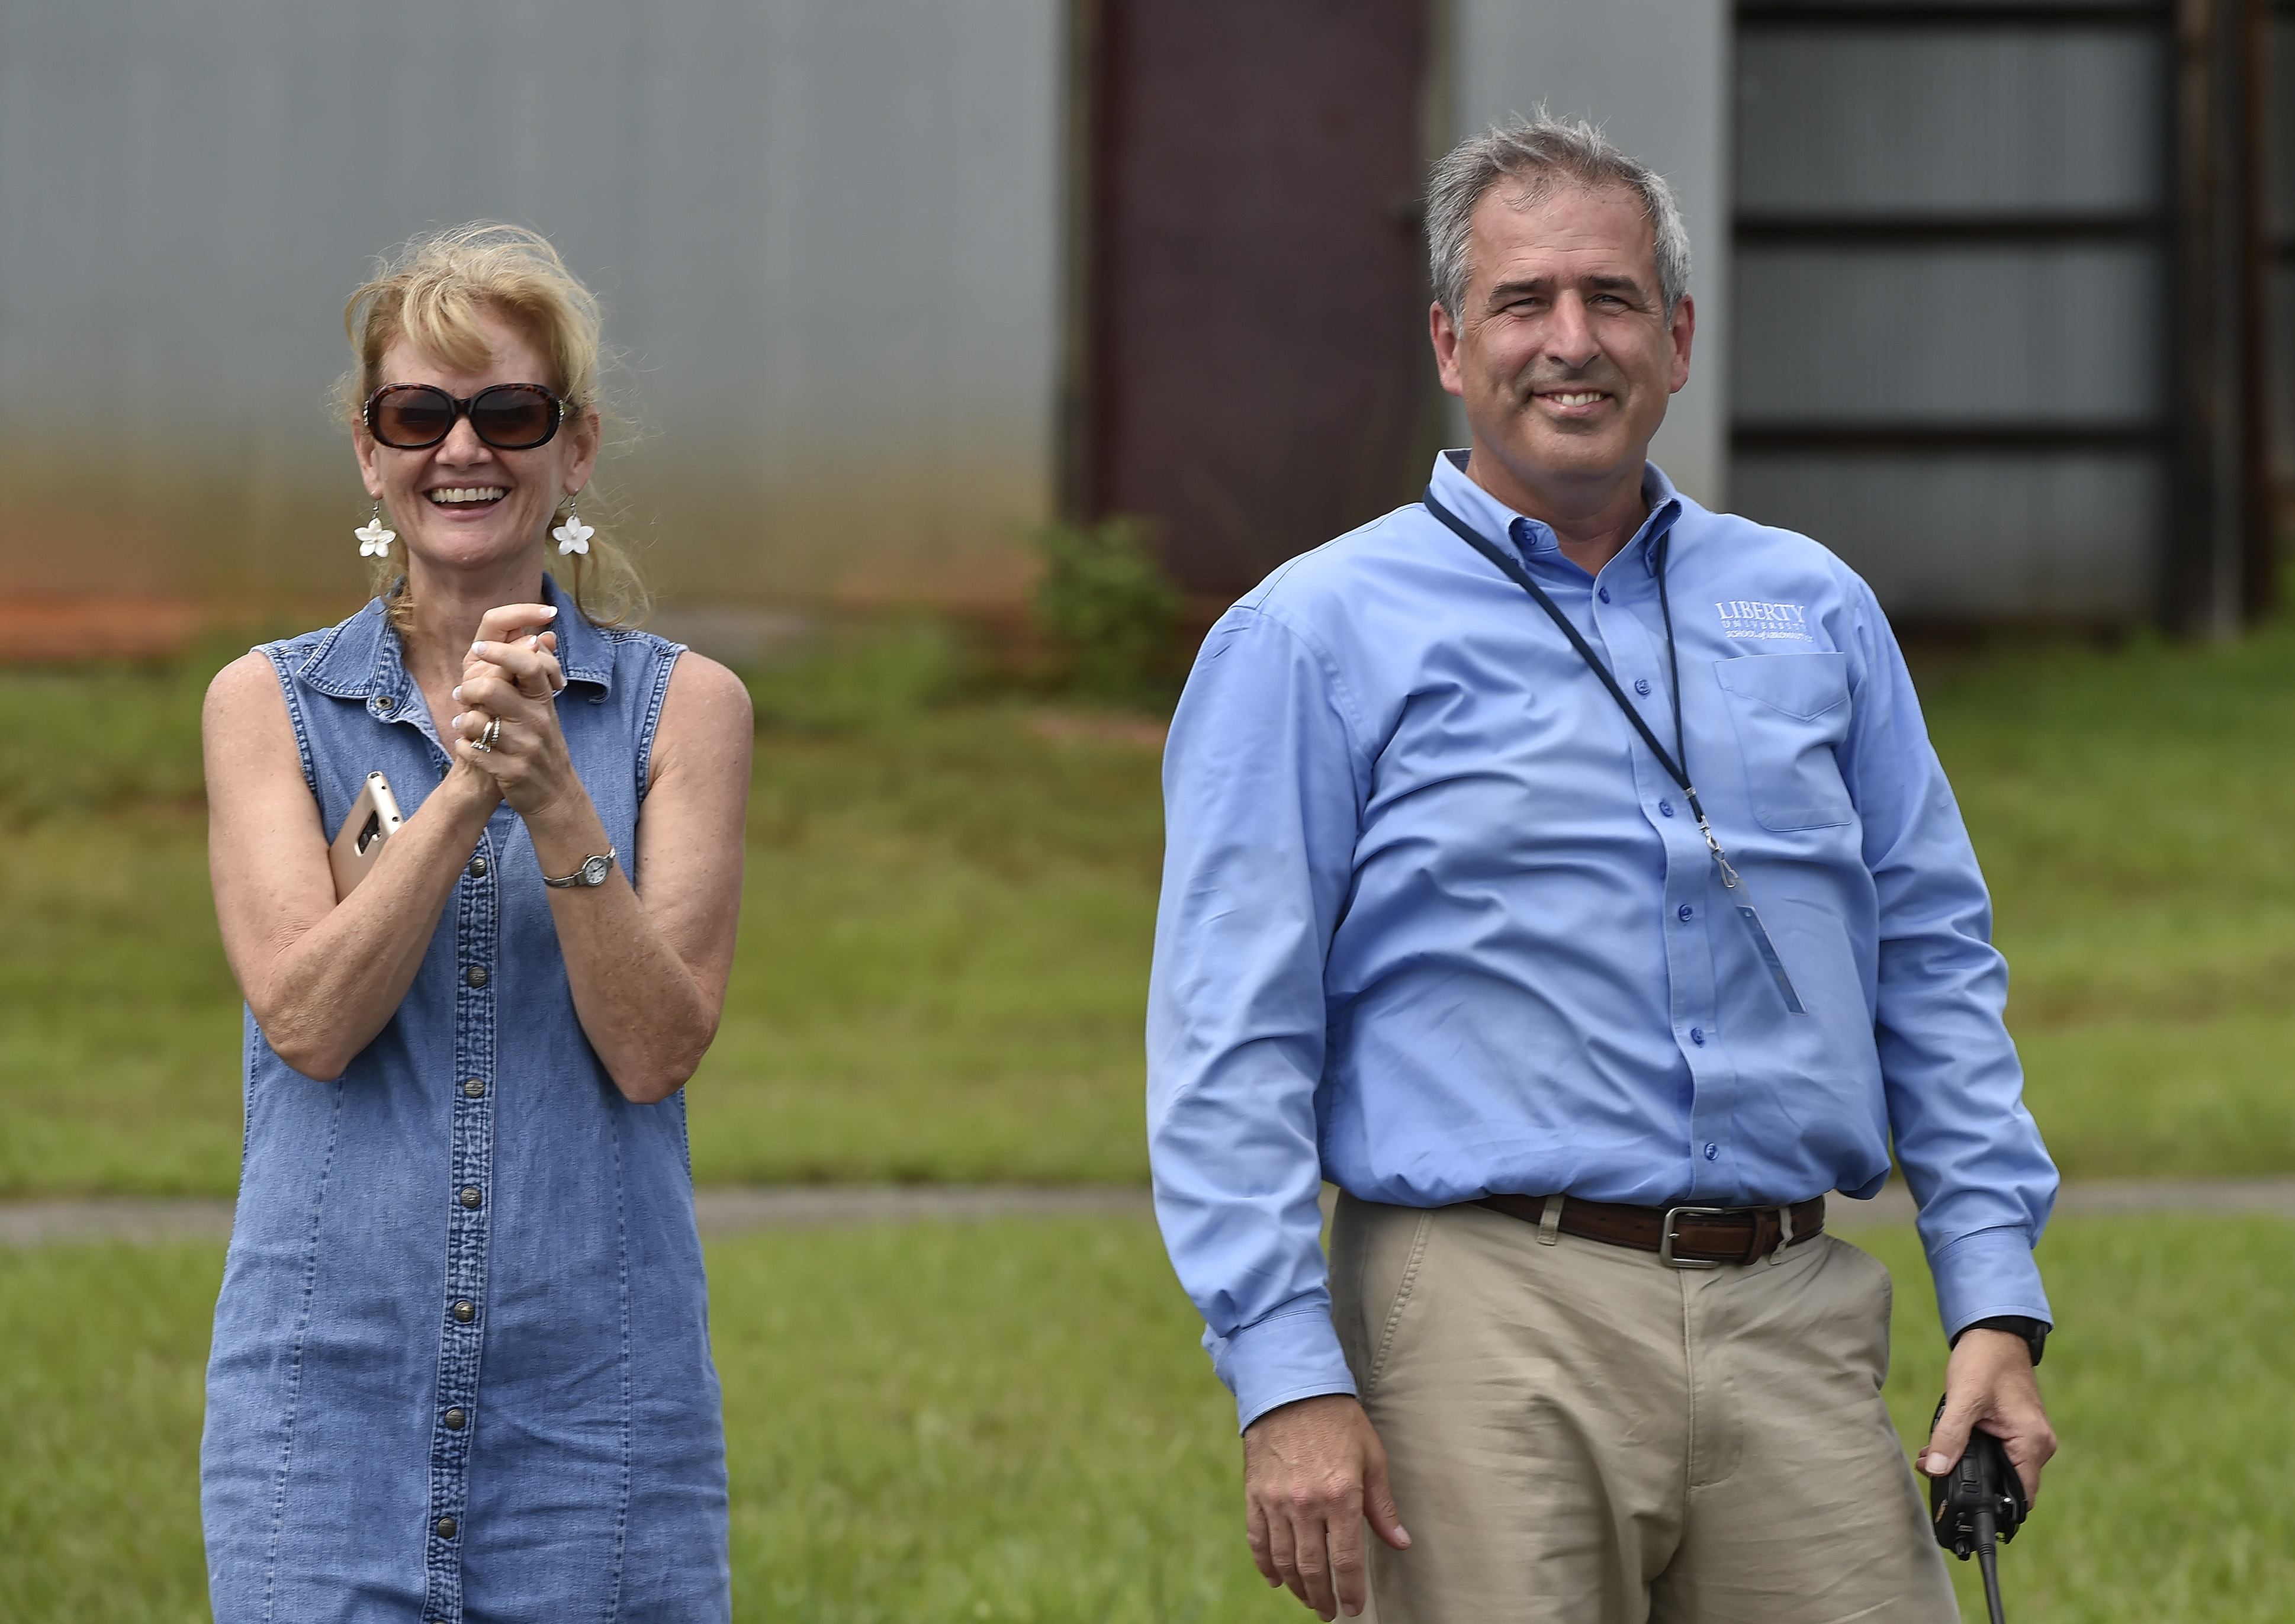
[1660,1205,1730,1269]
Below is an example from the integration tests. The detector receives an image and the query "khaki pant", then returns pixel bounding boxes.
[1330,1195,1959,1624]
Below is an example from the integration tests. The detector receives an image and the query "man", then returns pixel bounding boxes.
[1146,117,2059,1624]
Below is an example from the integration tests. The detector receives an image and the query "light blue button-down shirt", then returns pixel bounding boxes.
[1148,450,2058,1431]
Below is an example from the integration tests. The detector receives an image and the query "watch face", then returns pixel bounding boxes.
[581,854,610,886]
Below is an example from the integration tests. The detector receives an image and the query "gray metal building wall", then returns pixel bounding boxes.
[1449,0,1733,512]
[1730,2,2175,623]
[4,4,2276,625]
[0,0,1062,613]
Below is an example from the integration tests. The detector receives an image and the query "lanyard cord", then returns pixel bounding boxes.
[1421,488,1742,891]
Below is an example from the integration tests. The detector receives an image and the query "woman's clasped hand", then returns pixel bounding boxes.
[448,603,573,813]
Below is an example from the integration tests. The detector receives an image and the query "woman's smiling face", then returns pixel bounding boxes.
[354,304,598,580]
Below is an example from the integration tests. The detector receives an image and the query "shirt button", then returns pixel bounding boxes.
[1690,1027,1706,1046]
[435,1517,458,1540]
[443,1407,467,1430]
[464,1078,486,1099]
[1634,677,1651,696]
[452,1300,476,1323]
[465,966,487,988]
[1597,586,1612,603]
[459,1186,483,1210]
[376,694,398,712]
[469,857,488,879]
[1704,1142,1720,1160]
[1659,800,1674,818]
[1677,904,1694,922]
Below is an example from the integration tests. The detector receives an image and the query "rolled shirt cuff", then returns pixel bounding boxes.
[1927,1223,2053,1340]
[1208,1302,1358,1433]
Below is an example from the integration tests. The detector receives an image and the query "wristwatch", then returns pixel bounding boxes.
[1953,1315,2049,1368]
[542,848,617,889]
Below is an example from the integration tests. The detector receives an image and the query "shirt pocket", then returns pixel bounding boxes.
[1713,652,1854,832]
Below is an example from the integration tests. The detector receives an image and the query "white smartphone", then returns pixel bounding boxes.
[329,771,404,901]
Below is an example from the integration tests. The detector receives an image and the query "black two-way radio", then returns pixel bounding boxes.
[1928,1396,2030,1624]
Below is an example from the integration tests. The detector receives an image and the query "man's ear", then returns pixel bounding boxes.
[1667,294,1696,395]
[1429,302,1465,398]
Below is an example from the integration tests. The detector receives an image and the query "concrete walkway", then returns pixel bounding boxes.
[0,1184,1155,1248]
[5,1177,2294,1249]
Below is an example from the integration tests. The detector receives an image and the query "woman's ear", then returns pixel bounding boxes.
[353,429,384,498]
[565,403,602,490]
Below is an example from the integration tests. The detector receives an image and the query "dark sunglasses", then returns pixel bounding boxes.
[363,382,573,451]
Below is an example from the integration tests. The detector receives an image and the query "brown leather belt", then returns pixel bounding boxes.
[1477,1192,1827,1269]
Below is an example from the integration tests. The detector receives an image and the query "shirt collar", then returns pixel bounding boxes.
[1428,448,1686,577]
[297,572,616,703]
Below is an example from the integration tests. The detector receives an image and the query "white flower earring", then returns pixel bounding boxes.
[355,500,396,558]
[553,492,594,557]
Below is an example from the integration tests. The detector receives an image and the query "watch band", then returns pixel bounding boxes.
[541,847,617,889]
[1955,1314,2048,1368]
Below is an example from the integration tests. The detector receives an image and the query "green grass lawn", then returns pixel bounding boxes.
[9,615,2292,1623]
[0,633,1169,1197]
[1908,629,2295,1179]
[699,705,1165,1186]
[5,619,2295,1196]
[4,1213,2288,1623]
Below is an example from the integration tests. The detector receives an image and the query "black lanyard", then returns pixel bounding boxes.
[1422,487,1807,1015]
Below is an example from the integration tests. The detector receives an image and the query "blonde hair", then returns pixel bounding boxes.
[339,223,649,630]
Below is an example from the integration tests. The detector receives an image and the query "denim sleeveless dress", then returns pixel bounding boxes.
[201,577,730,1624]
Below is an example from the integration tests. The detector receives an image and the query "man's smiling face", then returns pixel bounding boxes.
[1431,177,1692,513]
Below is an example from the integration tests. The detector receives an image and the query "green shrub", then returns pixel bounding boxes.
[1028,516,1184,709]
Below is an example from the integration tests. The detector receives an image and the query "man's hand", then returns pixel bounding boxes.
[1243,1394,1410,1620]
[1920,1328,2058,1504]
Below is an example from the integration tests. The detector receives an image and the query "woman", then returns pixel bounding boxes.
[200,224,750,1622]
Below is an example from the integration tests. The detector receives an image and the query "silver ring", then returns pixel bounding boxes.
[475,716,502,753]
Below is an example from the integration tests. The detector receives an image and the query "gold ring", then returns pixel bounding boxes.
[476,716,502,752]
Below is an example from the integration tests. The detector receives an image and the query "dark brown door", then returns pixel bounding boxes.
[1081,0,1436,596]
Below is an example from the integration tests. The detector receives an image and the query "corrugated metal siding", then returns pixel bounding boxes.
[0,0,1062,610]
[1737,28,2165,212]
[1448,0,1734,508]
[1730,3,2174,623]
[1732,453,2162,615]
[1733,245,2165,421]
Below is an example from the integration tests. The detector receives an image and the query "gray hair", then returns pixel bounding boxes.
[1427,114,1690,320]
